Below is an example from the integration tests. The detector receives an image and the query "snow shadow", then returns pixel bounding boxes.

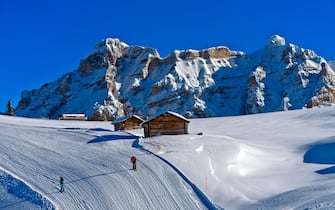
[87,134,137,143]
[67,169,129,184]
[303,137,335,174]
[62,127,86,131]
[88,128,112,132]
[0,170,55,209]
[62,127,112,132]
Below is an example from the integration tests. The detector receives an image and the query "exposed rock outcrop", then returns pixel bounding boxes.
[246,67,266,114]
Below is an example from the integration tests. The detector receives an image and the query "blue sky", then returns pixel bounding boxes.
[0,0,334,113]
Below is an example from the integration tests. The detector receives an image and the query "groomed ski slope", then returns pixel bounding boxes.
[0,117,210,209]
[2,107,335,209]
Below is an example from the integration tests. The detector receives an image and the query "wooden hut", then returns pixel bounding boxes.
[142,111,190,138]
[112,115,144,131]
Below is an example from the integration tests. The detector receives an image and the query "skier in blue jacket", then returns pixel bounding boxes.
[60,177,65,193]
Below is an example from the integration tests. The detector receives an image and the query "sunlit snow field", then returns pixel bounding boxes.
[1,107,335,209]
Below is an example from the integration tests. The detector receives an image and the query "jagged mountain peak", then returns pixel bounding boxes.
[94,38,128,52]
[268,34,286,46]
[15,36,335,119]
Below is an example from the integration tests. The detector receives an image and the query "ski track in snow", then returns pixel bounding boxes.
[0,117,210,210]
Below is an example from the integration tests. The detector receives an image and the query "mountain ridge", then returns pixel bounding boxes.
[15,35,335,119]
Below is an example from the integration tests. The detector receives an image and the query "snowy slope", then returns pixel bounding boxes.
[138,107,335,209]
[0,117,209,209]
[2,107,335,209]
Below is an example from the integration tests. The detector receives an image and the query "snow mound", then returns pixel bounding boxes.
[0,169,55,209]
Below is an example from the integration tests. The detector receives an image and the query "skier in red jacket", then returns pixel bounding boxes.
[131,156,137,170]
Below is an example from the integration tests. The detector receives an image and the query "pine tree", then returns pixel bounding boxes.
[6,100,15,116]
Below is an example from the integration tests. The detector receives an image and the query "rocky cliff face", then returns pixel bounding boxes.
[15,35,335,119]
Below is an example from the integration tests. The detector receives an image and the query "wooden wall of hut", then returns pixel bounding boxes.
[143,113,189,137]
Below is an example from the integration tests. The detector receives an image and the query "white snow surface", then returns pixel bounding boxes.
[2,107,335,209]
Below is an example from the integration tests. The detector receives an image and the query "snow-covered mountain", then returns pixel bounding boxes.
[15,35,335,119]
[329,61,335,71]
